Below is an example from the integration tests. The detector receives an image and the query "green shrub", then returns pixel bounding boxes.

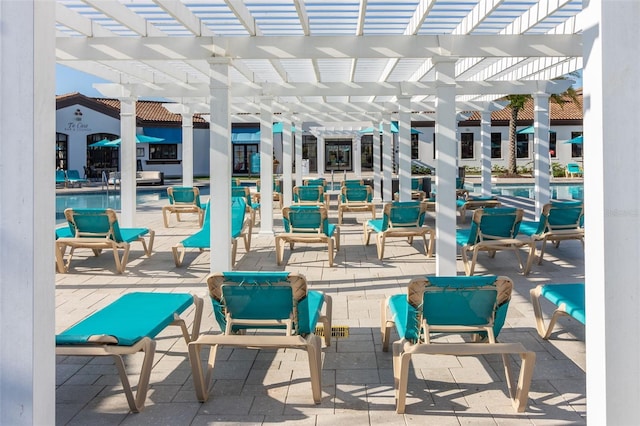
[411,165,431,175]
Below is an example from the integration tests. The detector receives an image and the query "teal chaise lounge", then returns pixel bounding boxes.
[363,201,434,259]
[172,197,250,267]
[337,184,375,225]
[276,205,340,266]
[162,186,204,228]
[456,207,535,276]
[56,292,203,412]
[381,275,536,413]
[188,271,332,404]
[55,208,155,274]
[518,200,584,265]
[530,283,585,339]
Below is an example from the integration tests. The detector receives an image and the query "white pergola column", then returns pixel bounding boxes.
[533,92,551,216]
[480,110,492,196]
[373,120,382,202]
[208,58,233,272]
[1,1,55,424]
[353,133,362,178]
[583,1,640,423]
[317,135,325,177]
[398,97,412,202]
[282,118,293,207]
[259,97,274,234]
[119,97,137,227]
[382,119,393,201]
[434,59,458,276]
[295,123,303,189]
[163,102,198,187]
[180,112,194,187]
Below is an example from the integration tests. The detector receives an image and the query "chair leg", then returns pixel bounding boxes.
[112,338,156,413]
[172,245,186,267]
[305,335,323,404]
[327,239,334,267]
[319,295,333,347]
[394,344,412,414]
[512,352,536,412]
[162,207,170,228]
[380,299,392,352]
[376,234,385,259]
[334,228,340,251]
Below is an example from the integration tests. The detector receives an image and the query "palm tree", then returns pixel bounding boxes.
[504,81,579,175]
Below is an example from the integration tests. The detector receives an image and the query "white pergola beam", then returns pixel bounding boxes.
[56,34,583,61]
[82,0,166,37]
[153,0,215,37]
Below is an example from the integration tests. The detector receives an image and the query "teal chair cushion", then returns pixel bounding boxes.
[56,292,194,346]
[211,272,325,335]
[341,186,372,203]
[283,206,335,237]
[457,207,520,246]
[294,186,324,203]
[540,283,585,325]
[387,276,509,343]
[170,187,201,207]
[66,209,149,243]
[181,198,246,247]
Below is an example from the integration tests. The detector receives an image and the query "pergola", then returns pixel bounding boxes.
[55,0,581,275]
[1,0,637,424]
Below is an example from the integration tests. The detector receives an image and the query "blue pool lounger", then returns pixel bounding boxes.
[56,292,203,413]
[530,283,585,339]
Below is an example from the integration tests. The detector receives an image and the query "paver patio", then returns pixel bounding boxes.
[55,182,585,425]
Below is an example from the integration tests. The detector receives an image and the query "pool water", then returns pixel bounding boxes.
[469,183,583,200]
[55,188,211,224]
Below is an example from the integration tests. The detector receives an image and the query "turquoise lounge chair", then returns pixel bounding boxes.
[293,185,329,208]
[55,208,155,274]
[232,185,260,227]
[518,200,585,264]
[394,177,427,201]
[276,205,340,267]
[363,201,434,259]
[337,184,375,224]
[57,292,203,412]
[255,179,282,209]
[456,207,535,276]
[530,283,585,339]
[65,169,88,187]
[56,169,67,187]
[381,275,536,413]
[172,198,250,267]
[340,179,364,187]
[188,271,331,404]
[161,186,204,228]
[565,162,583,177]
[457,194,501,222]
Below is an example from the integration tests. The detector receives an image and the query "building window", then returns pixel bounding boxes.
[302,135,318,173]
[570,131,583,158]
[491,133,502,159]
[150,144,178,160]
[137,147,145,157]
[517,134,529,158]
[461,133,474,159]
[550,133,557,158]
[87,133,119,171]
[411,134,419,159]
[361,135,373,171]
[56,133,68,170]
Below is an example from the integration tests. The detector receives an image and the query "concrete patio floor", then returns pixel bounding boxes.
[55,186,586,425]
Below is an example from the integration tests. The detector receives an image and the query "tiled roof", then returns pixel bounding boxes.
[57,91,583,127]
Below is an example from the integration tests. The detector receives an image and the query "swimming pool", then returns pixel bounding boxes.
[469,182,583,200]
[55,188,211,224]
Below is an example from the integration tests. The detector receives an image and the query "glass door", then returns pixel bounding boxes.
[233,144,259,175]
[325,140,352,171]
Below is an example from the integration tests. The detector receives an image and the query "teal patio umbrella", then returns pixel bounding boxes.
[564,135,583,144]
[517,126,556,135]
[89,134,165,147]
